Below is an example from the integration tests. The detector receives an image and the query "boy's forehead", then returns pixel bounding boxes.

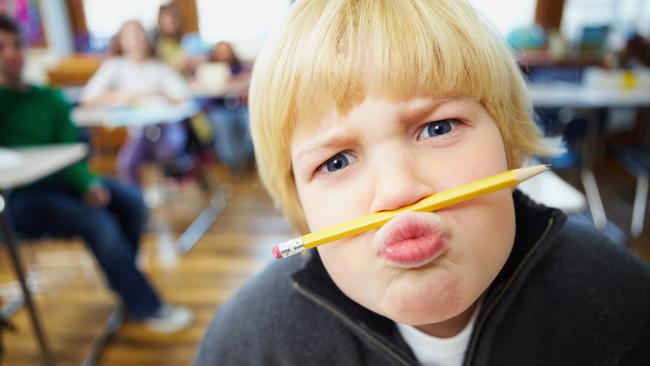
[295,94,470,126]
[290,107,344,158]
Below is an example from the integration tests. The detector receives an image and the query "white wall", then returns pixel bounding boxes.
[39,0,74,55]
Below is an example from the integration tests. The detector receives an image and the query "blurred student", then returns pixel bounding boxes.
[210,41,246,76]
[81,20,192,185]
[0,14,192,333]
[154,3,205,77]
[204,41,254,177]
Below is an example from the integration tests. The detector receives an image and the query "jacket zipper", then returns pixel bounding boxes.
[462,215,556,366]
[293,281,415,366]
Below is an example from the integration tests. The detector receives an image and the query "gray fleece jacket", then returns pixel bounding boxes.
[193,191,650,365]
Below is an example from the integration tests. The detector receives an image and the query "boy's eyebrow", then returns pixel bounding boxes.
[294,134,355,165]
[401,100,441,122]
[400,98,461,121]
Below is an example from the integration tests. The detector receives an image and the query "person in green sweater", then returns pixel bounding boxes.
[0,15,192,333]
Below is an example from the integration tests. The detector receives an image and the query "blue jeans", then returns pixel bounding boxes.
[8,179,163,319]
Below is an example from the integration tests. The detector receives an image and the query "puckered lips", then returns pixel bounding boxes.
[374,212,448,269]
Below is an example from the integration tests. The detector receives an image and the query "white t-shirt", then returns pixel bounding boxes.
[396,306,480,366]
[81,57,191,103]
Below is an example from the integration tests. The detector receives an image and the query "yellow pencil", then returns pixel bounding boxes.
[272,165,549,259]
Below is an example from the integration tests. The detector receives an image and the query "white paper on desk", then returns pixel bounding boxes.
[0,148,22,170]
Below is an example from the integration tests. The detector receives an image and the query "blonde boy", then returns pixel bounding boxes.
[194,1,650,365]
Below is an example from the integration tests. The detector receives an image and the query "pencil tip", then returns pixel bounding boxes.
[516,164,549,181]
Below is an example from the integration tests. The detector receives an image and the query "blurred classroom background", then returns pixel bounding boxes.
[0,0,648,365]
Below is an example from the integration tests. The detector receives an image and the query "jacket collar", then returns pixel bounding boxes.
[291,190,567,364]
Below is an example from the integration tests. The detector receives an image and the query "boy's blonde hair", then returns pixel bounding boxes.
[249,0,555,234]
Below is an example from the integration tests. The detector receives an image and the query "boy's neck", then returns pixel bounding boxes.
[0,74,26,90]
[415,300,479,338]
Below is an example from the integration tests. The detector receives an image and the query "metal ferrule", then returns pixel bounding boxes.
[278,237,305,258]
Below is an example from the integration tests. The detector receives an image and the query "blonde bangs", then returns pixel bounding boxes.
[250,0,554,233]
[289,0,513,123]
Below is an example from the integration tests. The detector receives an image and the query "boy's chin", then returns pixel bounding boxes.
[379,272,468,326]
[384,298,468,328]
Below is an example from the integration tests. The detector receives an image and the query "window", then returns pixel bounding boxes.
[468,0,537,37]
[197,0,291,60]
[562,0,650,47]
[83,0,167,51]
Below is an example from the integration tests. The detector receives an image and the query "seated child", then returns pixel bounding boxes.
[193,1,650,365]
[81,20,192,185]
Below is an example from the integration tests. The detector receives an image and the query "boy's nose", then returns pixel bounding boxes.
[369,154,434,213]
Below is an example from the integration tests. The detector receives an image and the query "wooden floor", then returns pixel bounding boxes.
[1,160,649,365]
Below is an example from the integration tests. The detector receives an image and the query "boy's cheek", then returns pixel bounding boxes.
[300,185,370,232]
[317,237,377,296]
[452,193,515,275]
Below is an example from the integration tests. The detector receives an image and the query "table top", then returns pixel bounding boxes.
[528,82,650,108]
[72,100,200,128]
[518,169,587,213]
[191,77,249,99]
[0,144,88,190]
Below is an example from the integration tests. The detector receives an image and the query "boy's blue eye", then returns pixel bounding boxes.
[417,119,459,140]
[318,152,355,174]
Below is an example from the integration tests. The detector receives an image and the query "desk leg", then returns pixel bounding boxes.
[0,191,53,366]
[177,187,226,255]
[80,307,124,366]
[631,173,648,238]
[577,108,608,230]
[581,168,607,230]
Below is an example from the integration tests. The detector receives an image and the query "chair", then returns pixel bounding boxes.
[47,55,101,87]
[146,117,226,255]
[0,232,123,366]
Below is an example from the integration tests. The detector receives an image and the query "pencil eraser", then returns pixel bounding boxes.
[272,245,282,259]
